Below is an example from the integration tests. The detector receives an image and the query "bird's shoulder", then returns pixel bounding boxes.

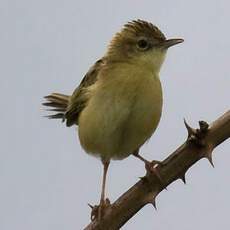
[65,58,105,126]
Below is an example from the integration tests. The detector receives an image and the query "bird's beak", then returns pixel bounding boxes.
[161,38,184,49]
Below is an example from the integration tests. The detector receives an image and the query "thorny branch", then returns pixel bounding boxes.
[84,111,230,230]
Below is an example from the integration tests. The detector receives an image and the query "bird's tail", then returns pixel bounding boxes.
[43,93,70,120]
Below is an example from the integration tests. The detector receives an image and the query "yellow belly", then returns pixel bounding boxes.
[78,70,162,160]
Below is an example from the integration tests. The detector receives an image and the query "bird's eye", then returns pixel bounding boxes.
[137,39,149,50]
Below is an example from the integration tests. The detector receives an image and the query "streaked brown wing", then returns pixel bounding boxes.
[65,59,104,127]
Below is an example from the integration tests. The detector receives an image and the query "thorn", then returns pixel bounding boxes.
[206,154,214,168]
[139,176,149,184]
[150,200,157,210]
[184,119,195,137]
[139,176,146,181]
[88,203,94,209]
[180,174,186,184]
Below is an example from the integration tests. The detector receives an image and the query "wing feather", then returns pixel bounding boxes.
[65,59,104,127]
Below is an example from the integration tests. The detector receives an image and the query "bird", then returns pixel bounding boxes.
[43,19,183,219]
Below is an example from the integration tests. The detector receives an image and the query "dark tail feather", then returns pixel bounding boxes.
[43,93,70,120]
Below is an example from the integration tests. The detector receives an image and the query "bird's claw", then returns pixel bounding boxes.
[145,160,165,187]
[145,160,161,172]
[89,198,111,221]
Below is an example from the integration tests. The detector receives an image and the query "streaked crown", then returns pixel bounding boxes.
[107,19,166,60]
[122,20,166,41]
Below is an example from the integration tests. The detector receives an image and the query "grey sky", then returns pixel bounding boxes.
[0,0,229,229]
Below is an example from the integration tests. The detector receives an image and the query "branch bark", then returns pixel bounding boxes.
[84,110,230,230]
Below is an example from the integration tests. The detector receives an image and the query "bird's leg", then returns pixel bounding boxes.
[100,159,110,204]
[89,159,111,221]
[98,159,110,220]
[133,150,164,184]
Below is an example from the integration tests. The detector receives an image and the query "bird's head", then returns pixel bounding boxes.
[106,19,183,73]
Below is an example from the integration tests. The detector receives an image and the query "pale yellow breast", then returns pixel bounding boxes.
[78,64,162,160]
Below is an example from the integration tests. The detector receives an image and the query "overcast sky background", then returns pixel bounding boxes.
[0,0,229,229]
